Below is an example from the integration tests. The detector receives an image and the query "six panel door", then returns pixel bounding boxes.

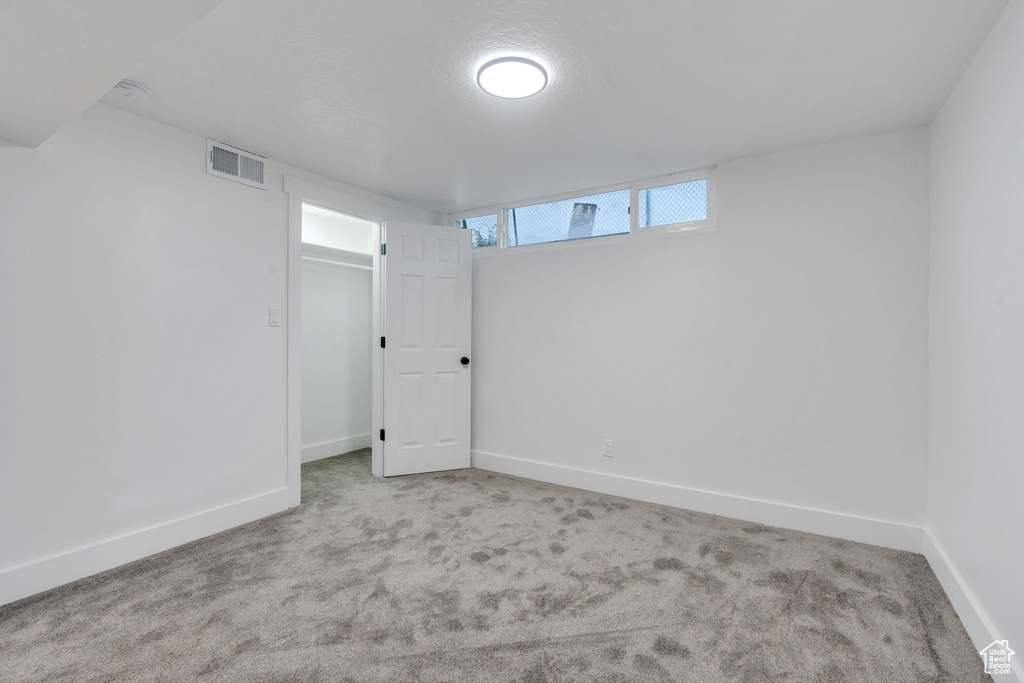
[382,222,472,476]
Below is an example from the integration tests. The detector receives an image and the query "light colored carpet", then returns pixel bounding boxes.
[0,450,988,682]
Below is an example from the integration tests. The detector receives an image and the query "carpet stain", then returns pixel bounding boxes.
[652,635,691,658]
[653,557,685,571]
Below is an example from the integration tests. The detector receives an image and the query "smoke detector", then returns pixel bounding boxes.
[106,80,150,104]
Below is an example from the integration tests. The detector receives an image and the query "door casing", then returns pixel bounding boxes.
[285,176,391,507]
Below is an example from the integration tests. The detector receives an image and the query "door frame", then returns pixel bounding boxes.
[284,176,390,507]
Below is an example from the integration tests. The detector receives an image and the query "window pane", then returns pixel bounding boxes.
[457,214,498,248]
[638,179,707,228]
[507,189,630,247]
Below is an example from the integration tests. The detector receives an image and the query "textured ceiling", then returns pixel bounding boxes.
[106,0,1005,212]
[0,0,226,146]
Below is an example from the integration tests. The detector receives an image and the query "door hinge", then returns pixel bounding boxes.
[380,243,386,256]
[379,428,385,442]
[380,336,385,348]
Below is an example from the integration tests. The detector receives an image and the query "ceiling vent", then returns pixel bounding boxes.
[206,139,267,190]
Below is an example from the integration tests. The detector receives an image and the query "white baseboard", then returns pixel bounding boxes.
[0,487,291,607]
[471,451,924,553]
[301,434,371,463]
[924,530,1023,682]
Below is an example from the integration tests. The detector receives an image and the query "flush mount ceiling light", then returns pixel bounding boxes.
[477,57,548,99]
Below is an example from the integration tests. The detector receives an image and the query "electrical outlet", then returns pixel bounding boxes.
[602,439,614,458]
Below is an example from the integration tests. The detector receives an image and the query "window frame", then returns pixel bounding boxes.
[634,169,715,235]
[452,208,504,251]
[448,167,716,255]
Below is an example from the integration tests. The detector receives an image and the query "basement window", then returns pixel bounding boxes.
[450,167,715,252]
[506,189,630,247]
[637,178,707,228]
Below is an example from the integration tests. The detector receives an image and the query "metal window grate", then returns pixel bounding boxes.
[457,214,498,248]
[638,179,707,228]
[507,189,630,247]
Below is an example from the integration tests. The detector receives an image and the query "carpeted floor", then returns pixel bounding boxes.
[0,450,988,682]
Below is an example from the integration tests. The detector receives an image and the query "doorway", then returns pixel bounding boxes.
[298,204,376,475]
[284,176,473,505]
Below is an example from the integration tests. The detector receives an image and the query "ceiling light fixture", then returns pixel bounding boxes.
[477,57,548,99]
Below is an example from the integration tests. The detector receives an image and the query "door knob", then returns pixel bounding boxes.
[461,357,470,366]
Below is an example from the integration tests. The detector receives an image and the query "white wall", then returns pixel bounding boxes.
[0,103,433,605]
[302,204,375,254]
[471,129,930,537]
[928,0,1024,664]
[300,254,372,461]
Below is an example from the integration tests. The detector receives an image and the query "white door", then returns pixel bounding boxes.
[382,222,472,476]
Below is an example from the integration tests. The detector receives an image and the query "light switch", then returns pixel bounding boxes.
[269,308,282,327]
